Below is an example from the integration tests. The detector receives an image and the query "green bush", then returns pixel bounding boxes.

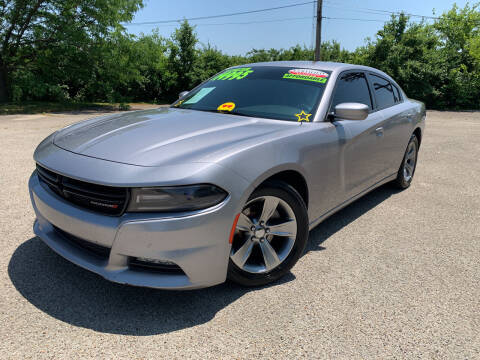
[118,103,131,111]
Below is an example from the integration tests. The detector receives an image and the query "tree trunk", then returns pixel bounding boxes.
[0,67,8,102]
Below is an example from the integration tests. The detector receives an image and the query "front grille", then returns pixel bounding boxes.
[36,164,128,216]
[53,226,111,259]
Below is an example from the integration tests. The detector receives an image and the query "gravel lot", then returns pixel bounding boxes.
[0,110,479,359]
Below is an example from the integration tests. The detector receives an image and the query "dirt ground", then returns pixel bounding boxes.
[0,110,479,359]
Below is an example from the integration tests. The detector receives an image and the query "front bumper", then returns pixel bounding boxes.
[29,172,244,290]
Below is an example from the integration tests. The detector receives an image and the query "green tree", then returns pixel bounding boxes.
[163,20,198,99]
[433,3,480,108]
[319,41,352,62]
[192,43,237,84]
[130,31,168,102]
[0,0,144,102]
[351,4,480,109]
[246,45,313,62]
[244,42,352,63]
[355,14,441,106]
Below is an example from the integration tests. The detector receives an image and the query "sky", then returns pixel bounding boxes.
[125,0,471,55]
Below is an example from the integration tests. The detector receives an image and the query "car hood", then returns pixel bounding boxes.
[53,107,296,167]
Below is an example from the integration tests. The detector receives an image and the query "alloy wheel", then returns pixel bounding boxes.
[230,196,297,273]
[403,141,417,182]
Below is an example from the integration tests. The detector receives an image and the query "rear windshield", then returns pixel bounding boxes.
[172,66,331,122]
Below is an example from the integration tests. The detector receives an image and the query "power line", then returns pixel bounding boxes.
[355,8,439,20]
[194,16,314,26]
[131,16,316,28]
[323,16,386,23]
[124,1,315,26]
[196,16,480,29]
[127,15,393,28]
[322,2,439,20]
[122,0,445,29]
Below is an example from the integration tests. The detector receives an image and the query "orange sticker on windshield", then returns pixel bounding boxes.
[217,102,236,111]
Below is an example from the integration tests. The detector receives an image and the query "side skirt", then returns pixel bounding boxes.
[308,173,397,231]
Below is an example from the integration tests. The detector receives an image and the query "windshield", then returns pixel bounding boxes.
[172,66,331,122]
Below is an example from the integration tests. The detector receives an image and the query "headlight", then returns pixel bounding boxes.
[126,184,228,212]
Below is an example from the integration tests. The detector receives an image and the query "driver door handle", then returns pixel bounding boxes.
[375,127,384,136]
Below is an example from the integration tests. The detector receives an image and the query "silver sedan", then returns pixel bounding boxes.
[29,61,425,289]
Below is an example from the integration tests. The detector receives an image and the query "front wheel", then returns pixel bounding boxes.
[393,134,419,189]
[227,181,309,287]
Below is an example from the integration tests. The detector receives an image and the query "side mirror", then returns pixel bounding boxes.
[334,102,369,121]
[179,91,189,99]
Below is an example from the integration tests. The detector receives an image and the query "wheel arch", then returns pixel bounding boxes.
[249,165,309,208]
[413,127,422,148]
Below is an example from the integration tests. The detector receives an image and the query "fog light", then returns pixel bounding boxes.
[135,257,176,266]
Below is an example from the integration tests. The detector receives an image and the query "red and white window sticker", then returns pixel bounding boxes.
[283,69,329,83]
[288,69,329,78]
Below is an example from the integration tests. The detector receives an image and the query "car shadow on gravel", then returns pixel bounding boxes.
[8,237,295,336]
[306,184,400,253]
[8,184,398,336]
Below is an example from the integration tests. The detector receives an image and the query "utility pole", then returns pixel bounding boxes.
[314,0,323,61]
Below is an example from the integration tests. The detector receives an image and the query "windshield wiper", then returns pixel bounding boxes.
[187,108,251,117]
[223,111,251,117]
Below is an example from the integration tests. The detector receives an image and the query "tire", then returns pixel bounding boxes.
[392,134,419,189]
[227,180,309,287]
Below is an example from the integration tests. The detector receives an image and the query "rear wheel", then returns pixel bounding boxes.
[393,134,419,189]
[227,181,309,287]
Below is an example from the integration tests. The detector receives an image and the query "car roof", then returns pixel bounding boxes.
[234,60,373,71]
[232,61,396,84]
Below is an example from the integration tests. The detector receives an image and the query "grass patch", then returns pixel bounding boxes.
[0,101,122,115]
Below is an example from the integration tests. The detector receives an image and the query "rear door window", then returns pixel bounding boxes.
[369,74,396,109]
[392,84,402,103]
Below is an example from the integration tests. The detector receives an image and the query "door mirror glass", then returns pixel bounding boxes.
[334,102,369,120]
[179,91,189,99]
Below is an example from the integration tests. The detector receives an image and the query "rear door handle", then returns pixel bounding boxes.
[375,127,384,136]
